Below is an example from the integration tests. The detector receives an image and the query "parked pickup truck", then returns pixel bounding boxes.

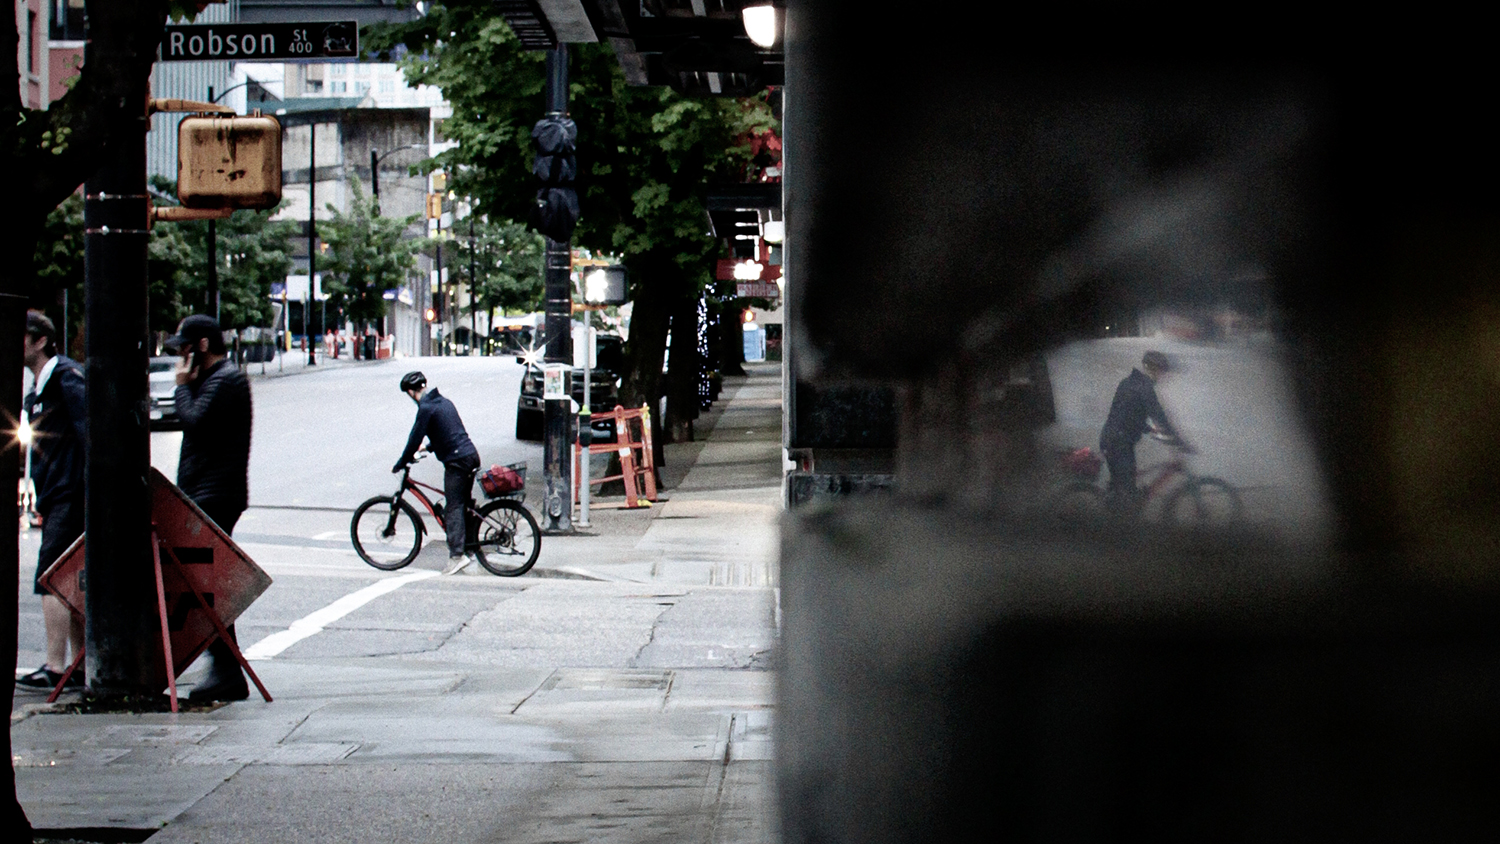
[515,333,625,443]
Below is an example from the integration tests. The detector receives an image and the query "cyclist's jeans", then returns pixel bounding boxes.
[1101,438,1139,512]
[444,452,482,556]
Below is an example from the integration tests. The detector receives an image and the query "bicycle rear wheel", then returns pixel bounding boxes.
[472,500,541,576]
[1163,477,1243,528]
[351,496,425,570]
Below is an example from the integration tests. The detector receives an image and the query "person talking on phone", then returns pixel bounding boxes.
[167,314,254,703]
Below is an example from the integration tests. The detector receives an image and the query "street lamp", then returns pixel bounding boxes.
[371,143,428,352]
[370,143,427,214]
[741,3,779,48]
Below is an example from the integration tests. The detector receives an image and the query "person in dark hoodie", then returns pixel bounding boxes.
[167,314,253,703]
[393,371,481,574]
[17,311,86,690]
[1099,350,1192,510]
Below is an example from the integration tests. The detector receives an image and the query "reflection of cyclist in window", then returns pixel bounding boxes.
[393,371,481,573]
[1099,351,1192,509]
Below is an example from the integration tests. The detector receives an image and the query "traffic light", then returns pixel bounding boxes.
[424,307,436,322]
[530,114,578,241]
[178,113,283,209]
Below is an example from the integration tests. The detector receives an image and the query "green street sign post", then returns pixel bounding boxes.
[161,21,358,61]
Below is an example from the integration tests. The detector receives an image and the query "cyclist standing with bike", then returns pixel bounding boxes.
[1099,350,1192,510]
[394,371,481,574]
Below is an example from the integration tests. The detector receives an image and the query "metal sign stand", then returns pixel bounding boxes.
[46,527,272,710]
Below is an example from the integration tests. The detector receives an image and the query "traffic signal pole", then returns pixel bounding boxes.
[541,44,574,533]
[84,94,158,695]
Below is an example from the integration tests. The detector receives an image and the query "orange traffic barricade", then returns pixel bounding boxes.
[574,404,658,509]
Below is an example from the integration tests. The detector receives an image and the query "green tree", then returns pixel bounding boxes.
[454,215,545,323]
[28,193,84,356]
[369,2,776,438]
[179,210,298,331]
[148,178,298,338]
[321,179,421,330]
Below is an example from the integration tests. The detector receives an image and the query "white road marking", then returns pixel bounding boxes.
[311,530,345,541]
[243,570,439,660]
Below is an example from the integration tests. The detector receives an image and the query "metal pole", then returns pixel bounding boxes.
[306,120,317,366]
[542,43,573,533]
[206,86,219,322]
[83,96,156,695]
[469,213,477,356]
[578,324,592,528]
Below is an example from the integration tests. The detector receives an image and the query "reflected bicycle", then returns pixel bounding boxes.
[1052,434,1244,527]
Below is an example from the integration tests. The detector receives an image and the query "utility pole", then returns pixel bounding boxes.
[306,120,317,366]
[84,93,157,695]
[541,44,574,533]
[435,206,444,356]
[469,212,478,355]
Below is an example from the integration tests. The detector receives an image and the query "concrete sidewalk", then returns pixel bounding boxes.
[12,363,784,843]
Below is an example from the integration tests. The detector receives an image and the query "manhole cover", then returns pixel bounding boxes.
[541,669,673,691]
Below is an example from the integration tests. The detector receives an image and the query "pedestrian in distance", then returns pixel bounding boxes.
[1098,350,1193,511]
[393,371,482,575]
[166,314,254,703]
[16,311,86,691]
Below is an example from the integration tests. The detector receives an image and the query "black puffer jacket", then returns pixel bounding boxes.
[1099,368,1176,448]
[175,359,252,513]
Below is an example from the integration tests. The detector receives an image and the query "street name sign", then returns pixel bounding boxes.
[161,21,358,61]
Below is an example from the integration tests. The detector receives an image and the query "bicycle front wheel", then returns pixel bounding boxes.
[472,500,541,576]
[351,496,425,570]
[1163,478,1243,528]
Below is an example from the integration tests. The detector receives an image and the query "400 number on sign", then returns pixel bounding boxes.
[161,21,358,62]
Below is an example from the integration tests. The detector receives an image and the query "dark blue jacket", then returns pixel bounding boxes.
[175,359,253,514]
[1100,368,1176,448]
[24,356,86,514]
[398,388,478,467]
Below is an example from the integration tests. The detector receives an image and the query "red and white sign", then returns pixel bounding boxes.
[40,468,273,687]
[736,281,781,299]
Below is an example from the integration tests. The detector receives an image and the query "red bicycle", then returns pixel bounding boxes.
[350,453,541,576]
[1052,433,1243,526]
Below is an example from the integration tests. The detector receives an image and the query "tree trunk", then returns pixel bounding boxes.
[720,297,747,376]
[0,294,32,835]
[618,249,684,476]
[665,285,701,443]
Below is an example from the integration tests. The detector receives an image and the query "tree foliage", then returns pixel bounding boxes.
[452,215,545,317]
[143,178,297,334]
[320,179,422,325]
[368,1,777,434]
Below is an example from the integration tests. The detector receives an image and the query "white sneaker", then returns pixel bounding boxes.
[442,555,472,575]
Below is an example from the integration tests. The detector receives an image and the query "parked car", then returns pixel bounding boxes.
[148,356,179,427]
[515,334,625,443]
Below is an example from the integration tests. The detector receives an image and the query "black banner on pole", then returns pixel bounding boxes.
[161,21,358,62]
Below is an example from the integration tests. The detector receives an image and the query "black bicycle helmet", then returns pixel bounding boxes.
[399,371,427,393]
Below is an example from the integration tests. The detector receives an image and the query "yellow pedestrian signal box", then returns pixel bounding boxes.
[426,193,443,219]
[178,113,283,210]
